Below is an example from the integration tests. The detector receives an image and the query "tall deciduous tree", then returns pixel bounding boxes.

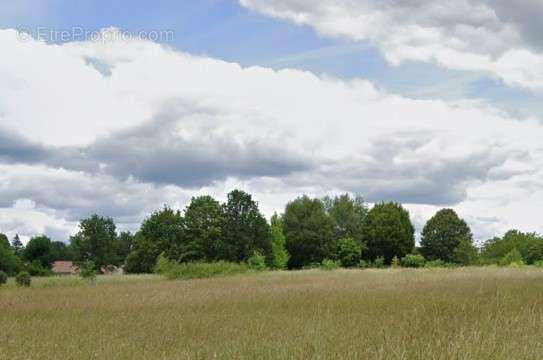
[70,215,118,269]
[219,190,272,263]
[24,235,55,268]
[0,233,20,275]
[270,213,289,269]
[420,209,473,262]
[182,196,224,262]
[324,194,368,245]
[362,202,415,264]
[283,196,335,269]
[138,207,184,263]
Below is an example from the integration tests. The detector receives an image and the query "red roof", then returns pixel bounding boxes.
[52,261,75,274]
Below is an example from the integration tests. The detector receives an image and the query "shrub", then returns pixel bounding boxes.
[154,253,174,274]
[15,272,31,287]
[358,260,369,269]
[498,248,523,267]
[248,251,267,271]
[165,261,249,280]
[0,270,7,286]
[534,260,543,268]
[400,254,426,268]
[372,256,385,268]
[391,256,400,268]
[424,260,448,268]
[337,238,362,268]
[321,259,340,271]
[79,260,97,282]
[25,261,53,277]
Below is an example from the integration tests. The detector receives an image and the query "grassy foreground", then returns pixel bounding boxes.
[1,268,543,359]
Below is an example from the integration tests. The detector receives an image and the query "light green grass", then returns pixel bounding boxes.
[1,268,543,359]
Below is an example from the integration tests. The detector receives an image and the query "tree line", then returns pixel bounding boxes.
[1,190,543,277]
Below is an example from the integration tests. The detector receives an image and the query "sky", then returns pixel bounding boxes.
[1,0,543,244]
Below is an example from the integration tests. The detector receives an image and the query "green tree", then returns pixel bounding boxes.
[0,234,20,275]
[116,232,134,264]
[453,238,479,265]
[219,190,272,263]
[270,214,289,269]
[283,196,335,269]
[50,241,72,261]
[124,233,157,274]
[23,236,54,268]
[70,215,118,269]
[420,209,473,262]
[182,196,224,261]
[337,238,363,268]
[324,194,368,245]
[362,202,415,264]
[11,235,24,257]
[498,248,523,266]
[481,230,542,264]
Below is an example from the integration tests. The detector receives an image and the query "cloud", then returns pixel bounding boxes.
[239,0,543,91]
[1,28,543,241]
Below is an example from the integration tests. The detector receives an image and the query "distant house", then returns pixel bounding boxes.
[52,261,78,275]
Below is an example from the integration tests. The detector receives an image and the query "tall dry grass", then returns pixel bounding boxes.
[1,268,543,359]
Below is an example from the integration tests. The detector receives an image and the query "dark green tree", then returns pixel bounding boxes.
[420,209,473,262]
[70,215,118,269]
[453,238,479,265]
[11,235,24,257]
[337,237,363,268]
[362,202,415,264]
[219,190,272,263]
[139,207,184,262]
[116,232,134,264]
[50,241,72,261]
[0,234,21,275]
[283,196,335,269]
[182,196,224,262]
[124,233,157,274]
[270,213,289,269]
[24,236,54,268]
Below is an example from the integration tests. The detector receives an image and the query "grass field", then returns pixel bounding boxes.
[1,268,543,359]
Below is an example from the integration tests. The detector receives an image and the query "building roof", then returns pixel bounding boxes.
[52,261,75,274]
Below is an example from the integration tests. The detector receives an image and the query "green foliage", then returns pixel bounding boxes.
[79,260,97,281]
[71,215,119,268]
[164,261,249,280]
[525,242,543,265]
[11,235,24,257]
[498,248,524,267]
[23,235,54,268]
[358,260,369,269]
[481,230,543,264]
[400,254,426,268]
[0,270,7,286]
[283,196,335,268]
[219,190,272,264]
[420,209,473,262]
[424,260,449,268]
[321,259,340,271]
[25,261,53,276]
[115,232,134,265]
[154,253,174,274]
[270,214,289,270]
[362,202,415,264]
[248,251,267,271]
[324,194,368,245]
[182,196,224,262]
[0,237,21,275]
[453,239,479,265]
[337,238,362,268]
[124,233,159,274]
[372,256,385,268]
[391,256,400,268]
[15,272,31,287]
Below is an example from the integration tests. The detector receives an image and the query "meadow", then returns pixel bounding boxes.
[1,268,543,359]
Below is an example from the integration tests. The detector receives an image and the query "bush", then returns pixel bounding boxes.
[0,270,7,286]
[248,251,267,271]
[358,260,369,269]
[424,260,448,268]
[534,260,543,268]
[15,272,31,287]
[372,256,385,268]
[79,260,97,282]
[391,256,400,268]
[154,253,174,274]
[400,254,426,268]
[337,238,362,268]
[498,248,524,267]
[165,261,249,280]
[25,261,53,277]
[320,259,340,270]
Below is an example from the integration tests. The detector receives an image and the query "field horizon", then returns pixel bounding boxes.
[2,268,543,359]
